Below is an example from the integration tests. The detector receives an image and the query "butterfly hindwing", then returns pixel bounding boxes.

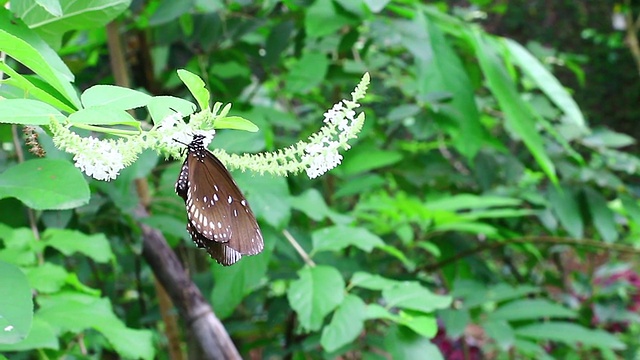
[176,134,264,266]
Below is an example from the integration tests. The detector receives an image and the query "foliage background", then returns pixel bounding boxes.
[1,0,640,359]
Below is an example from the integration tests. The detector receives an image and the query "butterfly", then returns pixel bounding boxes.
[175,134,264,265]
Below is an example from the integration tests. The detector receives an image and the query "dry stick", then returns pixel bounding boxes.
[282,229,316,267]
[421,235,640,272]
[104,20,240,360]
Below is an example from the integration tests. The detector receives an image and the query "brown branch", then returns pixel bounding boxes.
[421,235,640,272]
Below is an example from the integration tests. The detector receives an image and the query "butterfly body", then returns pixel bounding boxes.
[176,134,263,265]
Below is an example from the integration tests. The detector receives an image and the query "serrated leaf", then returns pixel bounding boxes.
[320,295,367,352]
[0,159,89,210]
[0,261,32,345]
[24,262,68,294]
[312,225,384,253]
[287,266,345,332]
[177,69,210,111]
[43,229,113,263]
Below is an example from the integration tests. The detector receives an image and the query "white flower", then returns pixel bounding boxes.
[303,137,343,179]
[72,136,125,181]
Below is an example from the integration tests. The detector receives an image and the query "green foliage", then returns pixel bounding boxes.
[1,1,639,359]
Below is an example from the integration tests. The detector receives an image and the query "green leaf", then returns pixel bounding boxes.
[290,189,331,221]
[43,229,113,263]
[12,0,131,50]
[584,187,617,243]
[0,9,80,107]
[398,310,437,338]
[620,193,640,228]
[350,271,398,291]
[365,303,398,321]
[0,62,75,113]
[0,159,90,210]
[37,293,155,359]
[81,85,152,110]
[383,325,444,360]
[0,316,57,352]
[426,194,522,211]
[320,295,367,352]
[285,52,329,93]
[470,30,557,183]
[505,39,586,130]
[0,261,33,344]
[68,106,141,129]
[488,299,576,322]
[312,225,385,253]
[214,116,259,132]
[304,0,353,38]
[147,96,196,125]
[233,173,291,229]
[383,282,452,313]
[417,15,485,159]
[364,0,390,12]
[515,322,626,350]
[287,266,345,332]
[24,262,68,294]
[211,228,276,319]
[547,185,583,238]
[0,99,66,125]
[483,320,514,351]
[177,69,210,111]
[339,144,403,176]
[439,308,469,338]
[583,128,635,148]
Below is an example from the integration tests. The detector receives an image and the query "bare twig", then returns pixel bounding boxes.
[282,229,316,267]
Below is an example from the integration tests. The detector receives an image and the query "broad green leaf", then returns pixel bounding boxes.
[0,9,80,107]
[515,322,626,350]
[320,295,367,352]
[0,261,32,344]
[264,21,294,66]
[547,185,583,238]
[620,193,640,228]
[339,144,402,176]
[304,0,354,38]
[177,69,210,111]
[365,303,398,321]
[148,0,193,26]
[505,39,586,130]
[81,85,152,110]
[0,316,57,352]
[37,293,155,359]
[583,128,635,148]
[584,187,617,243]
[513,339,555,360]
[417,14,485,159]
[364,0,390,12]
[485,283,541,303]
[0,99,65,125]
[384,325,444,360]
[211,229,275,319]
[488,299,576,321]
[287,266,345,332]
[483,320,514,351]
[68,106,141,129]
[438,308,469,338]
[35,0,63,16]
[13,0,131,50]
[426,194,522,211]
[312,225,384,253]
[233,173,290,228]
[383,282,452,313]
[147,96,196,125]
[43,228,113,263]
[398,310,437,338]
[0,159,89,210]
[24,262,68,294]
[290,189,331,221]
[432,221,498,236]
[470,30,557,183]
[0,63,75,113]
[285,51,329,93]
[350,272,398,291]
[214,116,259,132]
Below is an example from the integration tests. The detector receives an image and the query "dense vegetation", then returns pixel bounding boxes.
[0,1,639,359]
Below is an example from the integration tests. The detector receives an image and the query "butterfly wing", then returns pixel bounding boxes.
[187,221,242,265]
[183,149,264,256]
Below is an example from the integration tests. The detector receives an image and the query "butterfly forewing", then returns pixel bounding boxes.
[176,134,264,266]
